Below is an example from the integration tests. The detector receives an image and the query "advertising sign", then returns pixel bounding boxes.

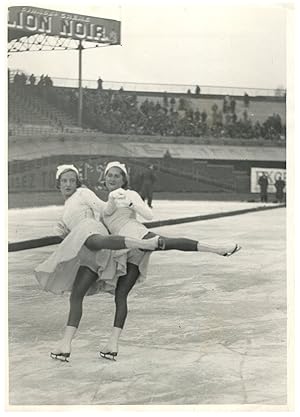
[251,167,286,193]
[8,6,121,44]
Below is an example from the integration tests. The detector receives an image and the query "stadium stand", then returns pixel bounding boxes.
[8,83,84,136]
[8,72,286,142]
[7,71,286,197]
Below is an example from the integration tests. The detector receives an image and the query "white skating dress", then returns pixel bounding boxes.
[35,187,128,296]
[102,189,153,284]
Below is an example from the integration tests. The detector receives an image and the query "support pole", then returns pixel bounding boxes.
[78,40,83,127]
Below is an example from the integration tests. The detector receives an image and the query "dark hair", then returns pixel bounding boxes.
[56,169,82,190]
[104,167,128,189]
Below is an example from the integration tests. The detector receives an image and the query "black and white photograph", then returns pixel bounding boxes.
[5,0,295,411]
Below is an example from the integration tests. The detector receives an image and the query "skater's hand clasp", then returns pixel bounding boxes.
[114,195,132,208]
[109,188,126,201]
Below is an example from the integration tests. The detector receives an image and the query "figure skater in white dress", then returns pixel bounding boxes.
[34,164,159,362]
[99,161,241,361]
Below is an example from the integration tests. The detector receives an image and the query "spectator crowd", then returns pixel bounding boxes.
[78,89,285,141]
[12,71,53,87]
[9,71,285,142]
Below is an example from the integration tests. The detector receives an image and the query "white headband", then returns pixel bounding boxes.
[104,161,128,176]
[56,164,79,180]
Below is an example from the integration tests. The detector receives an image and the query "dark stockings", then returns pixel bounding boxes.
[144,231,198,251]
[114,263,139,329]
[159,236,198,251]
[67,266,97,328]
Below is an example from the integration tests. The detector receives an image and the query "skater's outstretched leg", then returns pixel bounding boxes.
[142,232,241,256]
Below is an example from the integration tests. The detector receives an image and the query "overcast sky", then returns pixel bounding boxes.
[7,0,290,91]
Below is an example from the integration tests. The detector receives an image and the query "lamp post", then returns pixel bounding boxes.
[78,40,83,127]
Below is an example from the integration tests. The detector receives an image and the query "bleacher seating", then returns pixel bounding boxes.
[8,83,83,136]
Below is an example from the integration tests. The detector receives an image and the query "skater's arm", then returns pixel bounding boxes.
[125,190,154,220]
[53,221,70,238]
[81,187,106,214]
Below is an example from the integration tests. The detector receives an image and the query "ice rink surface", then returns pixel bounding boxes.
[7,200,288,409]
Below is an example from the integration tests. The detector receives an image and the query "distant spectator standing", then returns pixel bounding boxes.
[195,85,201,96]
[163,149,172,162]
[44,75,53,87]
[170,97,176,111]
[201,110,207,123]
[97,77,103,90]
[179,97,186,110]
[29,74,36,86]
[243,110,248,122]
[211,103,218,125]
[20,72,27,85]
[37,74,44,87]
[140,165,156,208]
[223,96,230,113]
[274,175,285,203]
[244,92,250,108]
[13,72,20,84]
[258,172,269,203]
